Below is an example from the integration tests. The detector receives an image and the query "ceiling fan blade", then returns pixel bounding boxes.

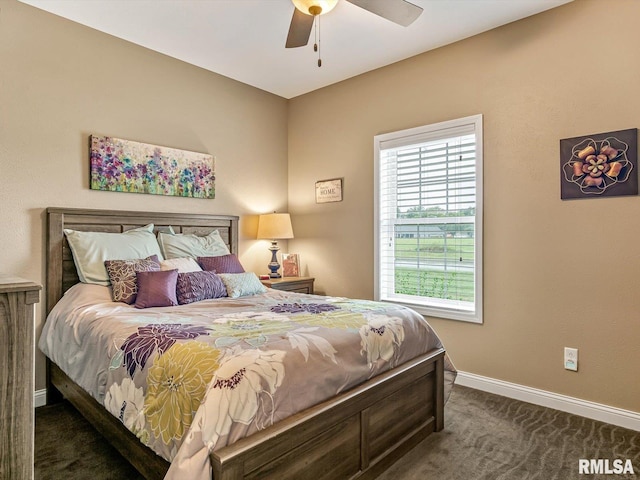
[346,0,423,27]
[285,8,315,48]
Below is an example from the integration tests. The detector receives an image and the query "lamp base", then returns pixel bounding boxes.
[267,241,282,278]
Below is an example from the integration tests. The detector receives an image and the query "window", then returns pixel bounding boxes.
[374,114,483,323]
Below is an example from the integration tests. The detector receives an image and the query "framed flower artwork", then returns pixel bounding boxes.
[90,135,215,198]
[560,128,637,199]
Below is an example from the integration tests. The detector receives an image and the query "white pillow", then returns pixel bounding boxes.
[157,229,230,259]
[160,257,202,273]
[64,224,163,285]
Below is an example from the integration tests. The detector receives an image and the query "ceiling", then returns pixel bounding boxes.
[20,0,573,99]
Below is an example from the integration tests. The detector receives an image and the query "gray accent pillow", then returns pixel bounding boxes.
[218,272,267,298]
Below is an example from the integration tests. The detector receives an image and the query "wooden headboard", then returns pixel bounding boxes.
[46,207,239,315]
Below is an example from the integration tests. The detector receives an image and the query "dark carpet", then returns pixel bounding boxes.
[35,385,640,480]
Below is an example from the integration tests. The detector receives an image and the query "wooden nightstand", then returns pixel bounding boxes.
[0,275,41,480]
[261,276,314,294]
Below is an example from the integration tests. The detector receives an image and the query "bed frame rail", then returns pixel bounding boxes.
[50,348,444,480]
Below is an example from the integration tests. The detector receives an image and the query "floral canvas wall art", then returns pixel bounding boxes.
[90,136,215,199]
[560,129,637,199]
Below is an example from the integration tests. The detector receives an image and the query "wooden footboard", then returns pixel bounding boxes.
[49,347,444,480]
[211,347,445,480]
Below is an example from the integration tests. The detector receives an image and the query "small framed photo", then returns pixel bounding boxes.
[282,253,300,277]
[315,178,343,203]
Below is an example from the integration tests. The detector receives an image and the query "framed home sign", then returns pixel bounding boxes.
[315,178,343,204]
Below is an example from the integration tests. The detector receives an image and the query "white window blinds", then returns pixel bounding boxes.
[374,115,483,323]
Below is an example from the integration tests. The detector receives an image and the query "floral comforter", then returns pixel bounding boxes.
[39,283,456,480]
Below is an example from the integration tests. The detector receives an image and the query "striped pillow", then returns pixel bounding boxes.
[176,271,227,304]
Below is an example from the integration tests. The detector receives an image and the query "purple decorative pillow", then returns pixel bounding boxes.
[104,255,160,304]
[134,269,178,309]
[197,254,245,274]
[176,271,227,305]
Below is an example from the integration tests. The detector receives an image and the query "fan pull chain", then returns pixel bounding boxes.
[314,15,322,67]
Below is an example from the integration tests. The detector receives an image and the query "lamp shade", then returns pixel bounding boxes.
[257,213,294,240]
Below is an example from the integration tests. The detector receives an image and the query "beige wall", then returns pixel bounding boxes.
[288,0,640,412]
[3,0,639,413]
[0,0,289,389]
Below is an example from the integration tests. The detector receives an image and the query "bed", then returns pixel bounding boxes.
[42,207,455,480]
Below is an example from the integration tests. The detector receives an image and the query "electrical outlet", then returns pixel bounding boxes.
[564,347,578,371]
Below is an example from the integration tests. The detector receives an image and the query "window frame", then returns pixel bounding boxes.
[373,114,483,324]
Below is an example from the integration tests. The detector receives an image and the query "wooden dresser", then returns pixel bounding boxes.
[260,276,315,294]
[0,275,41,480]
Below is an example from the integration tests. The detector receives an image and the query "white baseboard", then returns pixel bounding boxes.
[34,389,47,408]
[456,371,640,432]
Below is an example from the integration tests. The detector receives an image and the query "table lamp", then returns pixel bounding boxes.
[257,213,294,278]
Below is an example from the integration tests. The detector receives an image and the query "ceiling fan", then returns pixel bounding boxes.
[286,0,423,65]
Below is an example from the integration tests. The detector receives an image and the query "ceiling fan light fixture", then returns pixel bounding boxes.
[291,0,339,16]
